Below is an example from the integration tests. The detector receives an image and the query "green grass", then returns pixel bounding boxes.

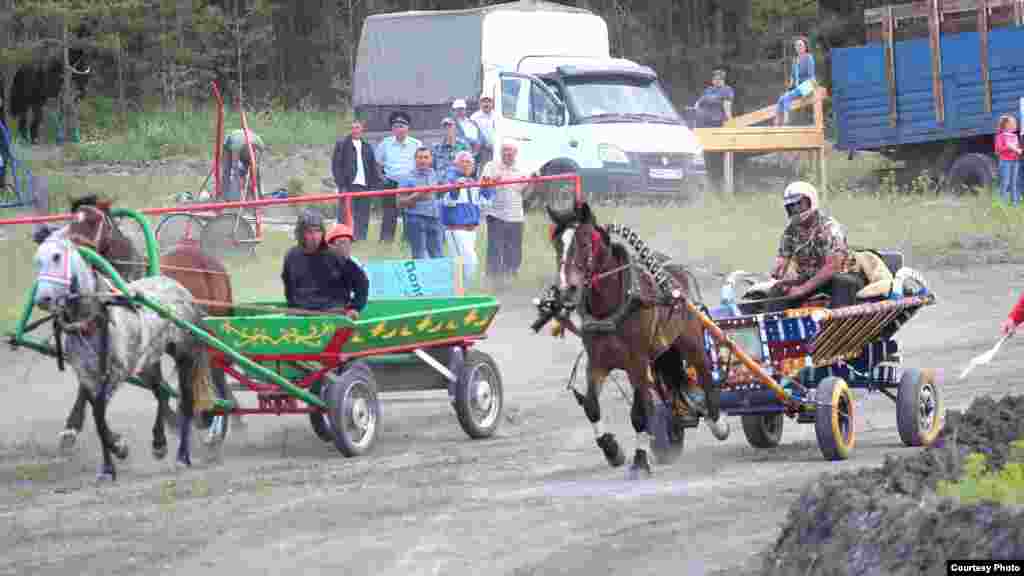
[60,95,347,163]
[937,439,1024,507]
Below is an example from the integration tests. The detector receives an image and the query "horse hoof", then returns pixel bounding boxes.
[152,444,168,461]
[707,418,730,441]
[58,429,78,454]
[113,437,130,461]
[596,433,626,468]
[96,466,116,483]
[628,449,652,480]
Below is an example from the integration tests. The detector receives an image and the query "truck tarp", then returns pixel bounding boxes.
[353,12,483,108]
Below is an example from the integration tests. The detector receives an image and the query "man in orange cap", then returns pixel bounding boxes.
[325,221,368,319]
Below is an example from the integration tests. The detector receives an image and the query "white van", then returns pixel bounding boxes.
[353,0,707,202]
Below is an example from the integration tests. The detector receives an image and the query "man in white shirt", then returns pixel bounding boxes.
[470,94,496,167]
[480,141,535,285]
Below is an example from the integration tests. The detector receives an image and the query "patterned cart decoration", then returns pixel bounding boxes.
[703,293,940,460]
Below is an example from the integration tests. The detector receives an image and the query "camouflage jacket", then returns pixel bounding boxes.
[777,212,858,284]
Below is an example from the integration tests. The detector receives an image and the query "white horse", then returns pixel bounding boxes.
[33,233,208,481]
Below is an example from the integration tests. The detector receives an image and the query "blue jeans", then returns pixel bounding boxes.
[999,159,1020,205]
[404,214,444,259]
[776,87,803,116]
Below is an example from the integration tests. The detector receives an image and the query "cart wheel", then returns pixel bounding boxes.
[326,360,380,457]
[741,413,784,449]
[896,368,943,447]
[156,213,205,255]
[814,376,855,461]
[649,401,685,465]
[454,349,503,439]
[200,212,257,260]
[308,377,333,443]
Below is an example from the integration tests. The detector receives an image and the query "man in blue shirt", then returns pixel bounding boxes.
[374,111,421,243]
[432,117,470,177]
[693,69,734,128]
[398,147,444,259]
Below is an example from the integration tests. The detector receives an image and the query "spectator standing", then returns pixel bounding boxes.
[692,69,734,189]
[470,94,497,167]
[480,142,534,285]
[331,119,379,240]
[774,36,816,126]
[432,117,470,177]
[375,111,421,243]
[398,147,445,259]
[452,99,484,171]
[441,151,493,289]
[995,114,1022,205]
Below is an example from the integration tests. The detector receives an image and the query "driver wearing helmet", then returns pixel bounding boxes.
[770,181,864,308]
[281,210,368,317]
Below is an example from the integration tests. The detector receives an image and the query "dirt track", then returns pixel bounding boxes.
[2,262,1023,576]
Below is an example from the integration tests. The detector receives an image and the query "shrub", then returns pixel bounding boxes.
[937,439,1024,507]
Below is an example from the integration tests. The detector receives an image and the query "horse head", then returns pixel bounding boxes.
[33,232,97,314]
[545,201,611,298]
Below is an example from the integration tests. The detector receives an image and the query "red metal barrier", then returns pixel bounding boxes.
[0,173,582,226]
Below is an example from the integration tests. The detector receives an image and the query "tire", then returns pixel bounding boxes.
[945,153,997,196]
[896,368,943,447]
[649,401,685,465]
[156,213,205,255]
[326,361,380,457]
[200,212,257,260]
[309,376,333,443]
[741,413,784,449]
[453,349,503,439]
[814,376,855,461]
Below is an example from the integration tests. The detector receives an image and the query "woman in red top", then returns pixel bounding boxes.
[995,114,1022,205]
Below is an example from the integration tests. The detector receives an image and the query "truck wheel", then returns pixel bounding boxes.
[814,376,855,461]
[945,153,996,196]
[741,413,784,448]
[454,349,503,439]
[896,368,943,447]
[326,360,380,457]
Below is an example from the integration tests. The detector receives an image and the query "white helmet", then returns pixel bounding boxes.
[782,181,819,224]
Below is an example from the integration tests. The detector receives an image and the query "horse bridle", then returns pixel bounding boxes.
[69,205,111,253]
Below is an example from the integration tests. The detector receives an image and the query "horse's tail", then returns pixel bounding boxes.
[190,346,215,414]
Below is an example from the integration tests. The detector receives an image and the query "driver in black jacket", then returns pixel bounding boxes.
[281,210,368,317]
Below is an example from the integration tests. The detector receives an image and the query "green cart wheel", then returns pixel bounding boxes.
[453,349,503,439]
[326,360,380,457]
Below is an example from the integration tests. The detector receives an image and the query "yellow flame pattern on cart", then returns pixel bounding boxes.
[218,307,496,351]
[220,321,338,348]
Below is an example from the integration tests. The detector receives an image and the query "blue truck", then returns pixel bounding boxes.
[830,1,1024,193]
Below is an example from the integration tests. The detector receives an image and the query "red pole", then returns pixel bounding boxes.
[212,81,224,200]
[0,174,577,225]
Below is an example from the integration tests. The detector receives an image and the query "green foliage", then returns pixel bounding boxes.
[937,440,1024,507]
[65,96,343,162]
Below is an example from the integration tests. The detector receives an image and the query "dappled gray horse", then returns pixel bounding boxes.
[33,233,207,480]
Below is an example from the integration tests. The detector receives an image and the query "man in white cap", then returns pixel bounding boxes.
[452,98,483,171]
[470,94,496,167]
[769,181,864,308]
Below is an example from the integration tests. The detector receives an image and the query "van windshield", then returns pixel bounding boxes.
[564,77,682,124]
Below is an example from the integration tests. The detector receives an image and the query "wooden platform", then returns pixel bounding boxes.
[694,87,828,197]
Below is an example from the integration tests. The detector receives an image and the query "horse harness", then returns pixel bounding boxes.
[573,223,703,335]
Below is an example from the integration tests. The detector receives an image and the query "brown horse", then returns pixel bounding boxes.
[56,197,238,454]
[545,202,729,478]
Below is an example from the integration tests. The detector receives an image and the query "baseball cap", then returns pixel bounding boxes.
[441,117,455,126]
[452,99,467,109]
[326,222,354,244]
